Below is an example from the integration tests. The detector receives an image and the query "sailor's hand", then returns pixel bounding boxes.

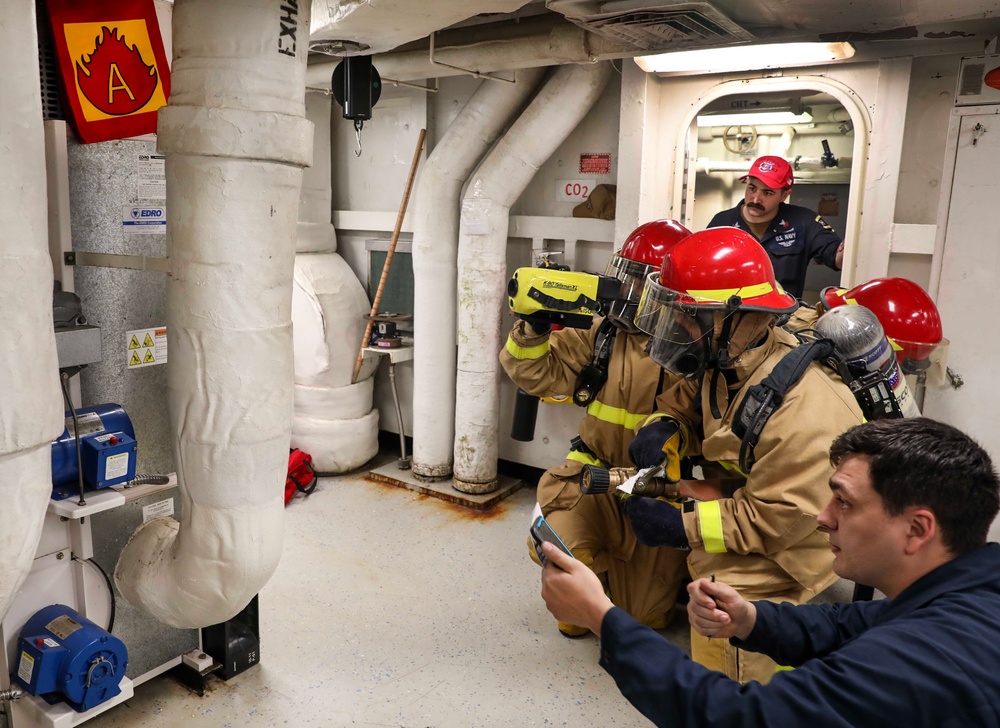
[687,578,756,641]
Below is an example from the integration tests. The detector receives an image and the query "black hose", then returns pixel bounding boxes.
[59,371,86,506]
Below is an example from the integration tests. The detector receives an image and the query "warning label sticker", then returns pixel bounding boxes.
[17,652,34,683]
[126,327,168,369]
[105,452,130,481]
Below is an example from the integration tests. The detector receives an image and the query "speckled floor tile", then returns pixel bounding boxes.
[83,458,691,728]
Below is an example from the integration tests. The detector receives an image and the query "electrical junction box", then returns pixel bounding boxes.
[956,54,1000,105]
[80,432,137,489]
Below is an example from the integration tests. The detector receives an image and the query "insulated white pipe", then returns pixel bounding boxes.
[0,0,64,623]
[115,0,314,628]
[410,68,545,480]
[453,62,612,492]
[306,24,620,87]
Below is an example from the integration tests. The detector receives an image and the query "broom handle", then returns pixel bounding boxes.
[351,128,426,384]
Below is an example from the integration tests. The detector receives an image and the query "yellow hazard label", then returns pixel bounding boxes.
[129,335,141,349]
[143,350,155,363]
[143,333,154,347]
[129,351,141,366]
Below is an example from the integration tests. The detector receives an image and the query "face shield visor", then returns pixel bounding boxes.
[634,274,717,378]
[604,254,654,333]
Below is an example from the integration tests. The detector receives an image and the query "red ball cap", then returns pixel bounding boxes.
[741,155,794,190]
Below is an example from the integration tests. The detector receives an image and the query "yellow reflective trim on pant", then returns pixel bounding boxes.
[586,400,647,429]
[566,449,604,467]
[505,334,549,360]
[697,500,727,554]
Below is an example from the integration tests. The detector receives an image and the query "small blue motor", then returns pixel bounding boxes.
[51,403,137,500]
[13,605,128,713]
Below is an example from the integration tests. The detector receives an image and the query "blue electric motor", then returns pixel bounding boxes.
[51,403,137,500]
[13,604,128,713]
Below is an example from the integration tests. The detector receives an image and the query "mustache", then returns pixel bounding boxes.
[746,202,765,211]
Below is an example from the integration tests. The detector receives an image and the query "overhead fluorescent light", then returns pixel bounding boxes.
[635,42,855,75]
[696,111,814,127]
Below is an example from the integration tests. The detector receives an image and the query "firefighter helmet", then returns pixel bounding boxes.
[821,277,943,370]
[604,219,692,333]
[635,227,797,377]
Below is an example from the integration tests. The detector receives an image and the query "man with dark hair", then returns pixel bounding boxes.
[539,417,1000,727]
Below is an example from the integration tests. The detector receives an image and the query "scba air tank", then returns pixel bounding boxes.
[814,305,920,418]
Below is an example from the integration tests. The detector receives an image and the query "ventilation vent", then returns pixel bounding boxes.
[548,1,753,51]
[36,0,65,121]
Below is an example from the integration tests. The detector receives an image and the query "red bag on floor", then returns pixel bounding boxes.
[285,448,317,505]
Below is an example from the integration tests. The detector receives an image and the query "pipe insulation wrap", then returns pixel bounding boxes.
[288,90,379,475]
[453,62,612,489]
[410,67,545,479]
[292,254,378,388]
[114,0,314,628]
[0,0,64,622]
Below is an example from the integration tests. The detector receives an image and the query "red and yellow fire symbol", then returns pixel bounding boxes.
[63,20,167,121]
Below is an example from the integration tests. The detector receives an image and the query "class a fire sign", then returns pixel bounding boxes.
[47,0,171,144]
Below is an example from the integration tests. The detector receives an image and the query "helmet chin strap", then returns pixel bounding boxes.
[708,313,736,419]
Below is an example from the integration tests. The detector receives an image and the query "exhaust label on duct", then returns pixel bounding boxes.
[123,205,166,234]
[278,1,299,57]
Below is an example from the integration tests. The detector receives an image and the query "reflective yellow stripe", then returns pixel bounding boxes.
[505,334,549,360]
[719,460,748,477]
[586,400,647,429]
[697,500,727,553]
[566,450,604,467]
[686,282,774,303]
[641,412,671,428]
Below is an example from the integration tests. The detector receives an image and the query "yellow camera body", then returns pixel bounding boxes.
[507,267,620,329]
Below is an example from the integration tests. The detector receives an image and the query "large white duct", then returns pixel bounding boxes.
[305,23,619,87]
[291,91,379,474]
[0,1,64,622]
[453,61,612,492]
[410,67,545,480]
[115,0,314,628]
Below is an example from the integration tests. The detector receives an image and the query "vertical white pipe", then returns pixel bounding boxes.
[410,68,545,479]
[0,1,64,621]
[115,0,314,628]
[453,62,612,492]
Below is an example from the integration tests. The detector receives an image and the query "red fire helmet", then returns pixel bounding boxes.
[604,219,692,333]
[618,219,693,266]
[655,226,797,314]
[820,277,943,364]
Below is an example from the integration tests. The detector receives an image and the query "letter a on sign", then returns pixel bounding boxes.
[47,0,171,144]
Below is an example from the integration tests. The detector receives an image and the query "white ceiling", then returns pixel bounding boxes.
[309,0,1000,62]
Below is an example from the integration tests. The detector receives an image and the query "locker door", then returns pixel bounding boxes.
[923,110,1000,538]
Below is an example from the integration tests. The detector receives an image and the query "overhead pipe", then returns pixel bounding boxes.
[0,0,64,623]
[115,0,314,628]
[410,67,545,480]
[453,61,613,493]
[306,22,625,86]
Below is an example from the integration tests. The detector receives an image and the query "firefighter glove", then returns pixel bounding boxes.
[624,497,690,549]
[628,418,683,480]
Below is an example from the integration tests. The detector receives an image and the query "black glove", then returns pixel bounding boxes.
[520,319,551,336]
[628,418,683,475]
[624,497,690,549]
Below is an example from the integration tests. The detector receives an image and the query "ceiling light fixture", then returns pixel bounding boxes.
[696,111,814,127]
[635,42,855,76]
